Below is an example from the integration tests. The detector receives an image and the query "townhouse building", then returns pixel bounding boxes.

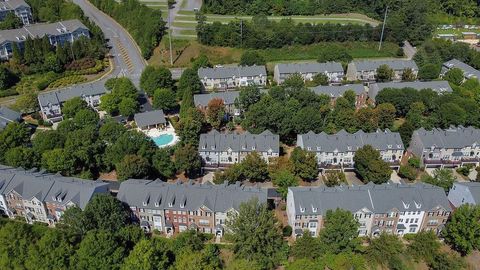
[442,59,480,82]
[194,91,241,117]
[408,126,480,168]
[198,65,267,91]
[0,166,109,224]
[287,183,451,239]
[368,80,453,102]
[297,129,404,172]
[38,84,106,123]
[0,105,21,130]
[0,0,32,25]
[347,60,418,83]
[117,179,268,236]
[198,130,280,168]
[448,182,480,208]
[310,84,367,109]
[0,19,89,60]
[273,62,344,85]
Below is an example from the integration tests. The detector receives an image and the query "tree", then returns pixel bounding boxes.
[353,145,392,184]
[240,50,265,66]
[408,231,441,264]
[41,148,74,174]
[4,146,35,169]
[118,97,138,117]
[99,120,127,143]
[401,67,416,81]
[226,259,262,270]
[206,98,225,130]
[0,66,18,90]
[227,199,285,270]
[73,109,99,127]
[83,194,131,232]
[62,97,89,119]
[0,122,30,161]
[152,148,176,179]
[25,230,75,270]
[116,154,150,181]
[323,171,346,187]
[153,88,177,111]
[140,66,174,96]
[178,68,203,98]
[290,147,318,180]
[240,152,269,182]
[418,63,441,80]
[59,206,90,236]
[213,163,244,184]
[174,144,202,177]
[291,233,322,259]
[237,86,261,111]
[285,259,323,270]
[444,67,464,86]
[104,131,156,168]
[179,89,195,119]
[12,92,39,113]
[319,209,360,254]
[173,229,206,252]
[366,233,405,269]
[121,238,173,270]
[0,222,35,269]
[311,73,329,86]
[437,102,467,127]
[75,230,126,270]
[376,64,393,82]
[271,170,298,199]
[442,204,480,255]
[376,103,396,129]
[421,169,455,192]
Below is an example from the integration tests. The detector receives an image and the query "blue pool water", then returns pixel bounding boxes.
[152,134,174,147]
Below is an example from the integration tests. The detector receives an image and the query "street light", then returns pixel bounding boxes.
[167,0,175,66]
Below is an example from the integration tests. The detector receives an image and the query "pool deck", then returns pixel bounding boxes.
[139,124,179,148]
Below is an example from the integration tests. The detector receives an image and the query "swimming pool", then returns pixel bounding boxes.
[152,134,174,147]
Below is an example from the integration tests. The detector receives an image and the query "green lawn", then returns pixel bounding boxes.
[175,15,197,21]
[179,29,197,35]
[172,21,198,28]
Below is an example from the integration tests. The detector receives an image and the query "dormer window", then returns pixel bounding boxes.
[307,147,311,151]
[154,202,159,207]
[52,196,57,201]
[202,145,206,150]
[387,145,392,149]
[300,206,305,213]
[252,146,256,150]
[142,201,147,206]
[312,207,317,213]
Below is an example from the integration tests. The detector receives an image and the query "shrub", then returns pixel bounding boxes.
[408,157,421,169]
[398,165,417,180]
[282,225,292,237]
[456,165,472,177]
[48,75,87,89]
[65,58,96,71]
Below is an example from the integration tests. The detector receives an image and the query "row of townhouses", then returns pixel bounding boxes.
[0,19,90,60]
[0,0,32,25]
[346,60,419,82]
[198,65,267,91]
[273,62,344,84]
[442,59,480,82]
[38,83,105,123]
[0,166,109,224]
[287,183,451,238]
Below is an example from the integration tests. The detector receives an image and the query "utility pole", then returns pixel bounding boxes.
[168,3,173,66]
[378,5,388,51]
[240,19,243,47]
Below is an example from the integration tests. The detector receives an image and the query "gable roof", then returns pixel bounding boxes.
[38,83,106,107]
[289,183,451,215]
[0,0,30,10]
[412,126,480,149]
[352,60,418,72]
[199,130,280,153]
[368,81,452,101]
[198,65,267,79]
[310,84,365,97]
[118,179,267,212]
[194,91,239,107]
[443,59,480,81]
[453,182,480,204]
[276,62,343,74]
[0,106,21,129]
[297,129,404,153]
[134,110,166,128]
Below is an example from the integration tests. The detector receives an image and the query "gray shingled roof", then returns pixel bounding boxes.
[198,65,266,79]
[0,0,30,10]
[310,84,365,97]
[0,167,108,209]
[117,179,267,212]
[353,59,418,71]
[134,110,166,128]
[297,129,404,152]
[276,62,343,74]
[0,19,88,45]
[368,81,453,101]
[413,126,480,149]
[289,183,451,215]
[199,130,280,154]
[37,83,106,107]
[443,59,480,80]
[455,182,480,204]
[0,106,21,129]
[194,91,239,107]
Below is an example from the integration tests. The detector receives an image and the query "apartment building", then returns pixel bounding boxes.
[198,130,279,167]
[448,182,480,208]
[310,84,367,109]
[347,60,418,83]
[194,91,241,117]
[0,0,32,25]
[117,179,268,236]
[442,59,480,82]
[273,62,344,84]
[368,80,453,102]
[0,166,109,224]
[198,65,267,91]
[297,129,404,172]
[38,84,106,123]
[287,183,451,238]
[408,126,480,168]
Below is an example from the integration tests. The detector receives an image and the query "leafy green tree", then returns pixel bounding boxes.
[437,102,467,128]
[366,233,405,269]
[398,165,416,180]
[376,64,393,82]
[83,194,131,232]
[12,92,39,113]
[0,222,38,269]
[237,86,261,111]
[191,54,212,70]
[121,238,174,270]
[25,230,75,270]
[353,145,392,184]
[172,229,206,252]
[322,252,367,270]
[226,259,262,270]
[104,131,156,168]
[401,67,416,81]
[41,148,74,174]
[32,130,65,155]
[173,247,221,270]
[444,67,464,86]
[399,120,415,147]
[323,171,346,187]
[0,122,30,161]
[240,152,269,182]
[75,230,126,270]
[140,66,174,96]
[118,97,138,117]
[62,97,89,119]
[271,170,298,199]
[174,144,202,177]
[0,66,18,90]
[99,120,127,143]
[376,103,396,129]
[178,68,203,97]
[0,13,22,30]
[442,204,480,255]
[73,108,99,127]
[100,93,120,115]
[418,63,441,80]
[240,50,266,66]
[291,233,322,259]
[213,163,244,184]
[59,206,90,236]
[177,108,204,146]
[319,209,360,254]
[227,199,285,270]
[408,231,441,264]
[116,154,150,181]
[428,251,466,270]
[153,88,177,111]
[421,169,455,192]
[4,146,35,169]
[152,148,176,179]
[285,258,323,270]
[311,73,329,86]
[290,147,318,180]
[179,89,195,119]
